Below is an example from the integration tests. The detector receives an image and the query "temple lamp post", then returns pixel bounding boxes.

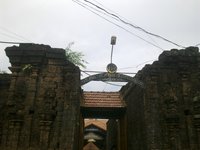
[107,36,117,74]
[110,36,116,63]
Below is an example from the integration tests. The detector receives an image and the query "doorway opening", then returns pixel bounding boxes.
[80,91,127,150]
[83,118,107,150]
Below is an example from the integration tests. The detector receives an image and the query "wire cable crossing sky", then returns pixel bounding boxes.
[73,0,164,50]
[0,0,199,91]
[75,0,187,48]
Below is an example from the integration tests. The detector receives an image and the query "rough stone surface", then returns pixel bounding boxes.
[121,47,200,150]
[0,44,81,150]
[106,119,118,150]
[0,73,11,146]
[1,44,200,150]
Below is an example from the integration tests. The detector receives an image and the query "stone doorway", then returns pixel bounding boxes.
[80,92,127,150]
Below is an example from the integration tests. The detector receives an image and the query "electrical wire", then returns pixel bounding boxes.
[81,69,91,76]
[77,0,163,52]
[82,0,186,48]
[0,26,32,42]
[80,69,127,87]
[103,81,125,87]
[0,31,28,42]
[74,0,163,50]
[195,43,200,47]
[73,0,164,50]
[74,0,125,23]
[0,41,32,44]
[118,59,156,70]
[81,70,136,74]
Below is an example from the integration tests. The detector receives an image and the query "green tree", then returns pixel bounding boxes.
[65,42,87,68]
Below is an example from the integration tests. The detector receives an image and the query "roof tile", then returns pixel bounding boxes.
[82,92,126,108]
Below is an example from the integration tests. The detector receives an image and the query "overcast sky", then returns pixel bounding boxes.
[0,0,199,91]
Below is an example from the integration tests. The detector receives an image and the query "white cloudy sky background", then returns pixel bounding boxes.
[0,0,200,91]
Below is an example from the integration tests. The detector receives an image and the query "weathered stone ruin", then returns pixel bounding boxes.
[120,47,200,149]
[0,44,200,150]
[0,44,81,150]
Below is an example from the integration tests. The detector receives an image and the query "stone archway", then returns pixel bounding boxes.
[81,72,144,88]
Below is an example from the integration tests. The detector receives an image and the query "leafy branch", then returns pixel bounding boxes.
[65,42,87,68]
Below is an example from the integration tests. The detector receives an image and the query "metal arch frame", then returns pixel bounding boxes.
[81,72,144,88]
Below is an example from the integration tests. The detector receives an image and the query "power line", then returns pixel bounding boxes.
[0,31,28,42]
[80,69,126,87]
[92,0,148,32]
[195,43,200,47]
[81,70,136,74]
[73,0,164,50]
[118,59,156,70]
[83,0,163,51]
[81,69,91,76]
[81,0,186,48]
[0,26,32,42]
[74,0,125,23]
[103,81,125,87]
[0,40,32,44]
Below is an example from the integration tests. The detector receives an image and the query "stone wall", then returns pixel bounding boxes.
[0,73,11,146]
[106,119,119,150]
[121,47,200,150]
[0,44,81,150]
[0,73,11,108]
[2,44,200,150]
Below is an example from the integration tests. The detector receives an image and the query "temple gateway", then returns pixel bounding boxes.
[0,44,200,150]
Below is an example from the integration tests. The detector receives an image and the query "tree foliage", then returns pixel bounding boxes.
[65,42,87,68]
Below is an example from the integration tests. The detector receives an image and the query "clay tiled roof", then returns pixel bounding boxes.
[82,92,126,108]
[83,142,99,150]
[81,92,126,118]
[85,119,107,130]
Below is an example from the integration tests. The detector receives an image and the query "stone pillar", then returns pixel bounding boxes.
[179,69,198,149]
[144,69,162,149]
[39,121,52,149]
[106,119,118,150]
[0,74,11,149]
[7,120,23,150]
[193,96,200,149]
[119,115,127,150]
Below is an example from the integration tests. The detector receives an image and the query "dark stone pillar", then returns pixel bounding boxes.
[106,119,118,150]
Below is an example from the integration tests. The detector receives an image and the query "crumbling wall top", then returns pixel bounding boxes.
[121,46,200,93]
[158,46,199,63]
[5,43,77,70]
